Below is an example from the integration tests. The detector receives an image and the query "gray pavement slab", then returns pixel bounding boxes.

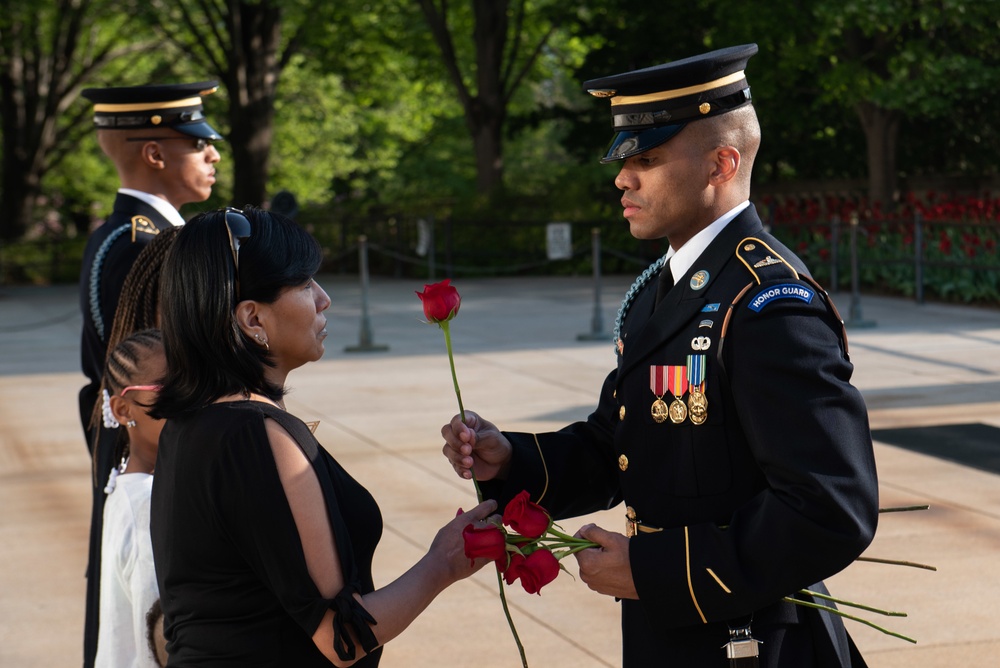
[1,275,999,667]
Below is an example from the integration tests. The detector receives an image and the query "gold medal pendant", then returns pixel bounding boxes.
[687,388,708,425]
[651,398,669,423]
[668,397,687,423]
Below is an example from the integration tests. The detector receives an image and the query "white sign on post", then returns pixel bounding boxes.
[546,222,572,260]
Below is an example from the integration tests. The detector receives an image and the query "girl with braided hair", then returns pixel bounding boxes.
[84,226,179,668]
[94,328,167,668]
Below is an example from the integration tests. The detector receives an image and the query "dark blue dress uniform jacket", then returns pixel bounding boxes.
[77,192,174,668]
[483,206,878,667]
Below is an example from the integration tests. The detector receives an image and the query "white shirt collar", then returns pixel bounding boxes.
[117,188,186,227]
[663,201,751,283]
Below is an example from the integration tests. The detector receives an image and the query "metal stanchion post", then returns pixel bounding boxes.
[344,235,390,353]
[427,215,436,280]
[577,227,608,341]
[845,212,876,329]
[914,211,924,305]
[830,215,840,293]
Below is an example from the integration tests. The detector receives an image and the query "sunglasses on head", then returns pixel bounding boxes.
[223,208,252,300]
[126,136,215,151]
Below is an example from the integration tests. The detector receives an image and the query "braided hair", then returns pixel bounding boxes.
[88,227,178,455]
[91,329,164,487]
[106,225,180,354]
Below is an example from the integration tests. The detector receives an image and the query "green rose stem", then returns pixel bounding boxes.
[784,590,916,644]
[855,556,937,571]
[439,319,527,667]
[439,320,481,501]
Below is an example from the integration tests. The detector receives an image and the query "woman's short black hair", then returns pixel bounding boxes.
[152,206,323,418]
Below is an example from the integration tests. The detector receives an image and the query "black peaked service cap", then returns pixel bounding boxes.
[81,80,222,141]
[584,44,758,163]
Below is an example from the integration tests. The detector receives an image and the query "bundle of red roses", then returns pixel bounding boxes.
[462,491,598,667]
[464,491,597,594]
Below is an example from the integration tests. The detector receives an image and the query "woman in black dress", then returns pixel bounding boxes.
[150,207,496,666]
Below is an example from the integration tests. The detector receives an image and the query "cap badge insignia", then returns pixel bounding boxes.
[689,270,710,290]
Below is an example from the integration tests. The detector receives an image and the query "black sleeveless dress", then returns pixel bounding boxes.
[151,401,384,666]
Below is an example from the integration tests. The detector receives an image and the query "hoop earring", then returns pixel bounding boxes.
[254,332,269,352]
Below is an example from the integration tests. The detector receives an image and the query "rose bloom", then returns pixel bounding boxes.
[502,552,526,584]
[462,524,506,565]
[416,279,461,323]
[502,491,551,539]
[514,549,559,595]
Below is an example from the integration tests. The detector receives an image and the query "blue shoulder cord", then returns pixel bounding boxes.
[88,224,132,341]
[613,255,667,352]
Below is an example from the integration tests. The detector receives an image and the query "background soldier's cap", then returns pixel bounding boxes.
[584,44,758,163]
[81,80,222,140]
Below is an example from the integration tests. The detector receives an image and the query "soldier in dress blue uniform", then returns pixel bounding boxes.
[442,44,878,667]
[77,81,222,668]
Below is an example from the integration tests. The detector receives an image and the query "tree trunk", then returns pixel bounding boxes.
[223,1,281,208]
[855,100,900,209]
[469,0,507,194]
[470,112,504,194]
[0,70,38,239]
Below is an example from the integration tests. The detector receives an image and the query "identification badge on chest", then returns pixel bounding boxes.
[723,621,761,667]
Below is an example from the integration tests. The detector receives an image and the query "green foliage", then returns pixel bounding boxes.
[765,191,1000,304]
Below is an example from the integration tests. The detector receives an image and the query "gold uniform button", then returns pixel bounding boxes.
[619,405,626,420]
[618,454,629,471]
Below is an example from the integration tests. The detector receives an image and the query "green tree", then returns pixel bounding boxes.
[0,0,145,240]
[414,0,561,196]
[141,0,318,208]
[812,0,1000,206]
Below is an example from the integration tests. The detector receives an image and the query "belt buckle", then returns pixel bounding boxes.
[625,505,637,537]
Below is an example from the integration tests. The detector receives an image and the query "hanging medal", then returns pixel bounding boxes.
[686,354,708,425]
[666,364,689,424]
[649,365,669,423]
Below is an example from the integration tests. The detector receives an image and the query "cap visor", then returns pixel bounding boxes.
[600,124,686,163]
[174,120,223,141]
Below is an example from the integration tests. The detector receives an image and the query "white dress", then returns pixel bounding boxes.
[95,472,160,668]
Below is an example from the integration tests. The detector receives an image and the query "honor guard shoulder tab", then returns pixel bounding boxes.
[130,215,159,242]
[735,237,798,284]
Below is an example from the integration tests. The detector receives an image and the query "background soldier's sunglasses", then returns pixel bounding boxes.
[125,136,215,151]
[223,208,252,301]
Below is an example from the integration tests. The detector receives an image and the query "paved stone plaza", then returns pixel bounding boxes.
[2,275,999,667]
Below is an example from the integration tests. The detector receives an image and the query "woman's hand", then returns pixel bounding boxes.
[428,499,500,583]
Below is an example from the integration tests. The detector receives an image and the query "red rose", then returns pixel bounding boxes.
[502,552,526,584]
[502,491,551,539]
[516,549,560,595]
[462,524,506,565]
[416,279,461,323]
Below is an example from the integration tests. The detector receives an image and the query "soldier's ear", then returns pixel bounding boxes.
[139,141,167,170]
[709,146,740,185]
